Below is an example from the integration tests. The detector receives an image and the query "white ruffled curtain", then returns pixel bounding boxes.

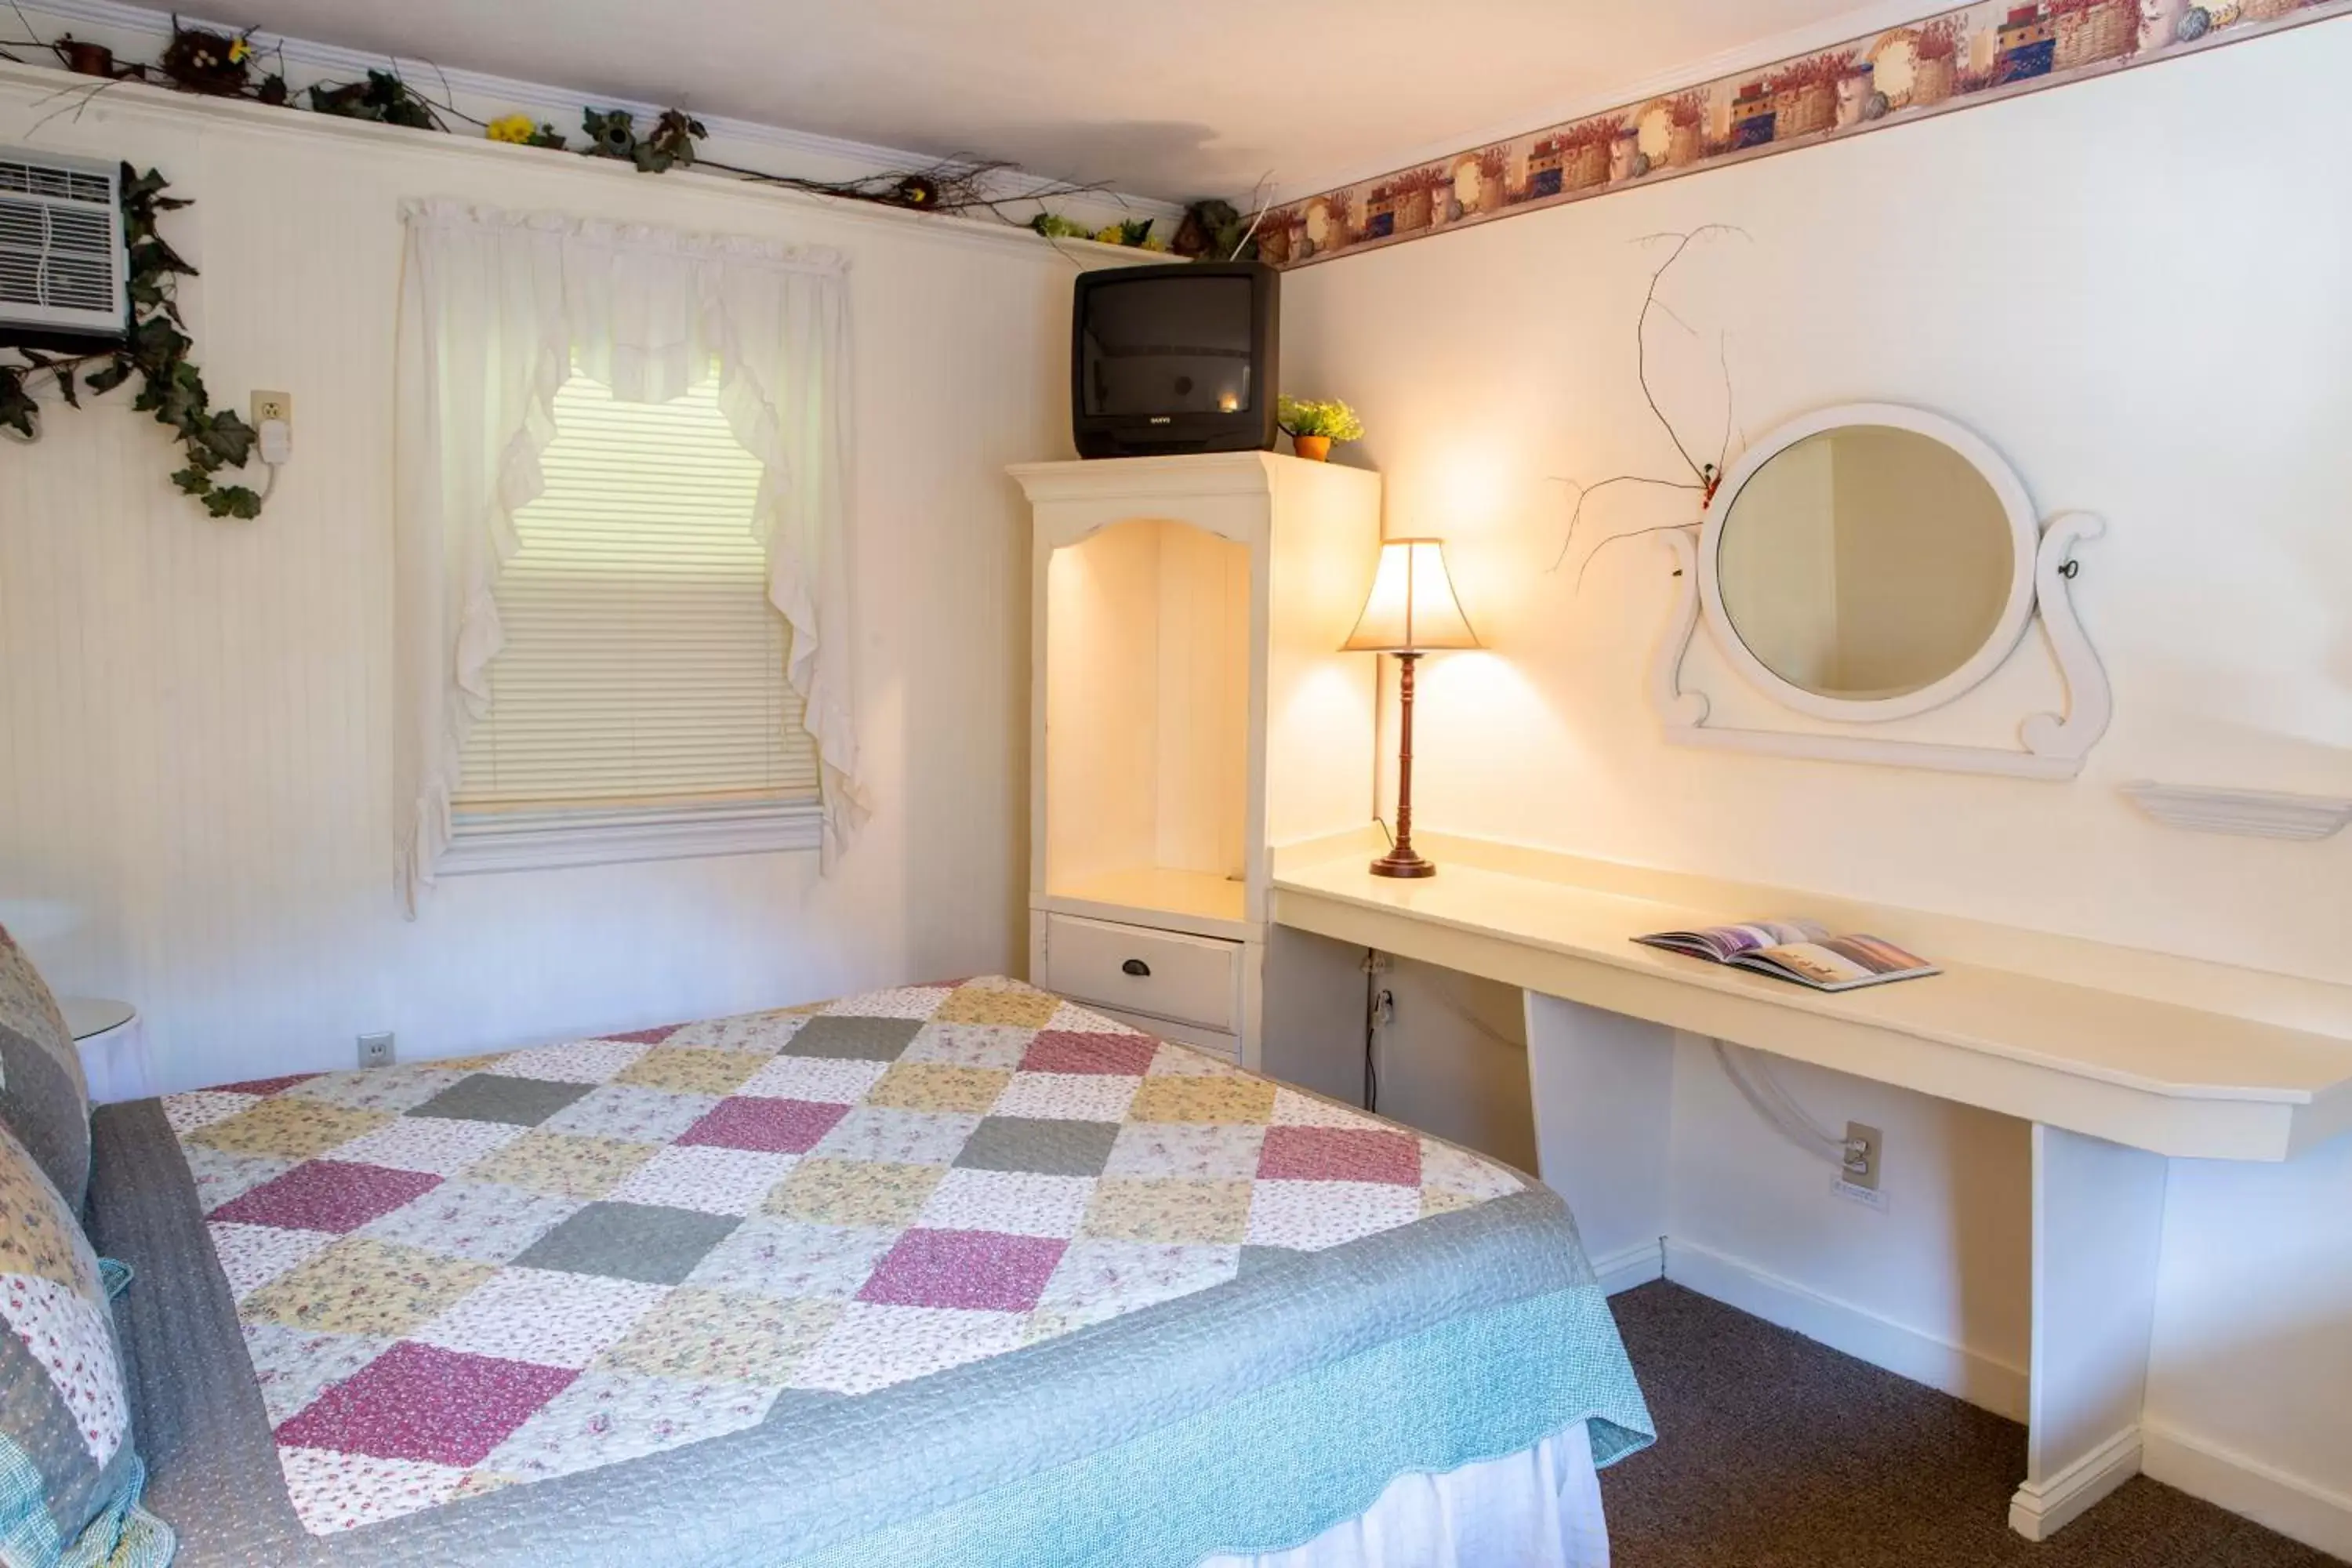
[393,200,867,914]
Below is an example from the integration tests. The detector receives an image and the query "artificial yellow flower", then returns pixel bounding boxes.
[1141,234,1170,252]
[487,113,535,145]
[1094,223,1127,245]
[227,37,251,63]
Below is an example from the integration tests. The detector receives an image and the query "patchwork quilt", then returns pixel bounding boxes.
[86,978,1653,1568]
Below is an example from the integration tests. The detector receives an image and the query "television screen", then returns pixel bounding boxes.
[1079,274,1256,419]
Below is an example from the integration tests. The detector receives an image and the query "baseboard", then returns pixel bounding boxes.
[1591,1240,1665,1297]
[2009,1427,2143,1541]
[2143,1421,2352,1562]
[1662,1238,2030,1423]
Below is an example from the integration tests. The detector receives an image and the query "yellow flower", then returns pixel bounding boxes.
[1141,234,1169,252]
[1094,223,1127,245]
[227,37,251,63]
[487,113,535,145]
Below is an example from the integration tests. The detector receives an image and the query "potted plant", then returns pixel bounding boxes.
[1276,396,1366,462]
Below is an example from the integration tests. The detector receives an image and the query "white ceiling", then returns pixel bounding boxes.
[218,0,1896,201]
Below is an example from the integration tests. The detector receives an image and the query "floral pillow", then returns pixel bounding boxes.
[0,927,89,1214]
[0,1120,169,1567]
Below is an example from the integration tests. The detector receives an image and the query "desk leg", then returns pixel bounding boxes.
[2009,1122,2168,1540]
[1523,994,1675,1294]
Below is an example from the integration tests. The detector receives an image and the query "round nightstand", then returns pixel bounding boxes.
[58,998,152,1105]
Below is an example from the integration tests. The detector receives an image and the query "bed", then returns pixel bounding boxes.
[82,976,1653,1566]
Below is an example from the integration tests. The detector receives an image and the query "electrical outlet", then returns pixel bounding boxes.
[1843,1120,1883,1191]
[357,1031,394,1069]
[251,390,292,426]
[1371,989,1397,1028]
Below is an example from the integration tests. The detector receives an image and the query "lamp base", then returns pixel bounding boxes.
[1370,848,1437,880]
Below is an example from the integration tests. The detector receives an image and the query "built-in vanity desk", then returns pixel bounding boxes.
[1271,826,2352,1542]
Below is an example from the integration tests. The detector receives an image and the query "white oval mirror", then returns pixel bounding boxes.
[1700,405,2038,723]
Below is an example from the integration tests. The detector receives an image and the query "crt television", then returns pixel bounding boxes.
[1071,261,1279,459]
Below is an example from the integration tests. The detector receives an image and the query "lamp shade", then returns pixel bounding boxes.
[1342,538,1482,653]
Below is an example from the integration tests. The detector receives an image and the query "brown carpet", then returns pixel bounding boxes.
[1602,1282,2337,1568]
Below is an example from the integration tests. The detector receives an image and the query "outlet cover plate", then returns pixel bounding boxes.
[252,390,292,426]
[358,1031,394,1069]
[1844,1120,1883,1191]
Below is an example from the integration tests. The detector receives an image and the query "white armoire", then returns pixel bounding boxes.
[1009,453,1381,1069]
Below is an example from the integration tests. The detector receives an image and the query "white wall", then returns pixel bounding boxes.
[1280,25,2352,1551]
[0,74,1097,1091]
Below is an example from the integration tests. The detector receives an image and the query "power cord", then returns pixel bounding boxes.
[1361,948,1382,1112]
[1712,1040,1872,1180]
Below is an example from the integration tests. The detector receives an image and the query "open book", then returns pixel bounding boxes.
[1632,919,1940,993]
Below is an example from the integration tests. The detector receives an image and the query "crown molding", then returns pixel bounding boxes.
[1268,0,1950,202]
[16,0,1183,220]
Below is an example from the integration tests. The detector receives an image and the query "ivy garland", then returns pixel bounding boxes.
[0,165,265,517]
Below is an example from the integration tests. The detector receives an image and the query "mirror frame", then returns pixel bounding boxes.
[1697,403,2040,724]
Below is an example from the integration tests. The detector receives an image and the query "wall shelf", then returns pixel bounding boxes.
[2120,782,2352,842]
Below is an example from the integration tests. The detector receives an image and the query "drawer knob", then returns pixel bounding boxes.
[1121,958,1152,978]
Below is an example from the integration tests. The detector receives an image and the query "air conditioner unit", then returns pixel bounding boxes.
[0,148,126,348]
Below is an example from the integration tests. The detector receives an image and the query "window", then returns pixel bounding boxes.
[441,372,821,873]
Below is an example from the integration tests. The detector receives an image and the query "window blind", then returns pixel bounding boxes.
[456,374,817,814]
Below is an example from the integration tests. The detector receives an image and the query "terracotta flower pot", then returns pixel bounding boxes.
[1290,434,1331,462]
[60,39,114,77]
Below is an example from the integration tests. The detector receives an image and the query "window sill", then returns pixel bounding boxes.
[441,799,822,876]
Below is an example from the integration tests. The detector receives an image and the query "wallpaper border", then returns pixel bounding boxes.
[1259,0,2348,269]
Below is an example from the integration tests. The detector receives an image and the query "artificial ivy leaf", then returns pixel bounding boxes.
[53,369,78,408]
[0,368,37,440]
[84,358,134,394]
[198,409,256,466]
[129,235,198,281]
[170,466,211,495]
[205,485,263,520]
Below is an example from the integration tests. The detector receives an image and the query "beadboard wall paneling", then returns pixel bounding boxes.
[0,90,1094,1091]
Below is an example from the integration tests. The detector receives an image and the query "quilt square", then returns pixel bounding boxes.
[678,1097,848,1155]
[764,1160,946,1229]
[274,1341,578,1467]
[210,1160,444,1234]
[539,1083,720,1145]
[356,1180,583,1265]
[864,1063,1011,1116]
[599,1024,686,1045]
[1105,1123,1267,1181]
[208,1221,341,1299]
[898,1022,1034,1070]
[1019,1032,1158,1076]
[1147,1041,1243,1078]
[1126,1075,1276,1125]
[284,1066,469,1116]
[1418,1138,1525,1203]
[606,1145,798,1217]
[212,1073,324,1096]
[416,1265,670,1368]
[1080,1178,1254,1244]
[241,1238,498,1338]
[954,1116,1121,1176]
[662,1010,808,1052]
[684,1217,898,1301]
[931,985,1060,1029]
[810,1107,978,1167]
[819,986,953,1021]
[857,1229,1066,1312]
[188,1099,394,1161]
[481,1039,652,1086]
[321,1116,523,1176]
[612,1047,765,1098]
[1269,1087,1389,1131]
[989,1073,1141,1123]
[774,1015,923,1062]
[917,1169,1093,1240]
[483,1369,779,1483]
[597,1287,840,1385]
[407,1074,594,1128]
[277,1447,467,1535]
[181,1145,299,1213]
[461,1131,658,1200]
[241,1321,395,1428]
[512,1202,741,1286]
[790,1302,1026,1396]
[735,1054,889,1105]
[1257,1126,1421,1185]
[1030,1239,1240,1336]
[1245,1180,1422,1250]
[162,1090,264,1136]
[1043,1000,1145,1034]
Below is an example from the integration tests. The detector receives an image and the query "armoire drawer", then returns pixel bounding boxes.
[1043,913,1240,1033]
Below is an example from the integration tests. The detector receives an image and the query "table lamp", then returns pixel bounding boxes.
[1343,538,1483,878]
